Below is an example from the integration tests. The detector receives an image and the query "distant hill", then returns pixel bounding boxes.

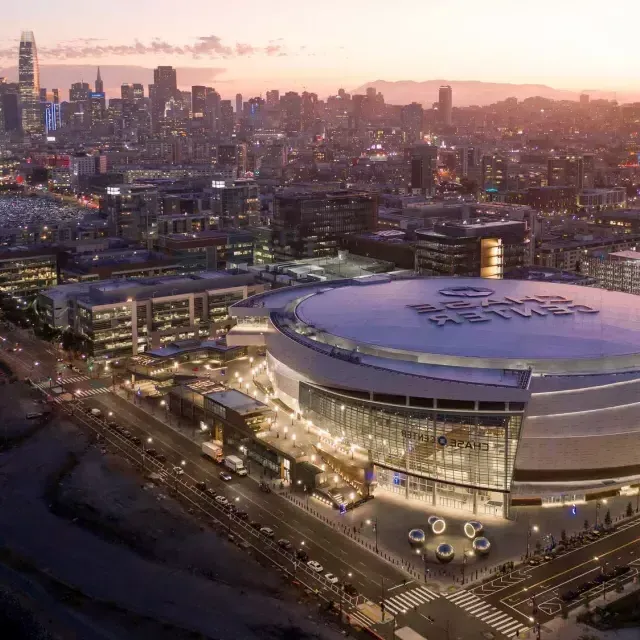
[351,79,624,106]
[0,64,227,99]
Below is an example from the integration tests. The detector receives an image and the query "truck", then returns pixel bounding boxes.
[224,455,247,476]
[202,441,223,463]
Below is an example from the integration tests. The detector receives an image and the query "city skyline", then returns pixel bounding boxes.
[1,0,639,97]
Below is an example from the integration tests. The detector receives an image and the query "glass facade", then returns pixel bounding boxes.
[299,383,524,517]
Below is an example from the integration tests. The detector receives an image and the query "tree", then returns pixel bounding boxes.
[583,519,590,531]
[604,509,612,527]
[626,502,634,518]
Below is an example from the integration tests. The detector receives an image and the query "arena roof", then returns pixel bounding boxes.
[293,277,640,362]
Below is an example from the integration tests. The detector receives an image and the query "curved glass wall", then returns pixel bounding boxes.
[299,382,524,517]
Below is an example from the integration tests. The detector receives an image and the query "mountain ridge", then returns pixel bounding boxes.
[351,79,627,106]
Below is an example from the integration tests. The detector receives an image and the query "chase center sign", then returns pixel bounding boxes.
[408,286,599,327]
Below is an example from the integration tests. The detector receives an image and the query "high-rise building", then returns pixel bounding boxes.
[132,83,144,101]
[219,100,234,137]
[401,102,424,143]
[438,85,453,127]
[482,154,508,192]
[18,31,42,133]
[192,85,207,119]
[151,66,178,131]
[281,91,302,134]
[582,251,640,294]
[410,144,438,194]
[95,67,103,94]
[272,189,378,261]
[415,219,527,278]
[69,82,90,102]
[121,83,134,101]
[301,91,318,131]
[235,93,243,115]
[266,89,280,108]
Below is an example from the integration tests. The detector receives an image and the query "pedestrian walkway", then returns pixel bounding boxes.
[73,386,110,398]
[34,375,90,388]
[446,590,526,638]
[348,609,375,628]
[57,375,90,384]
[382,585,439,614]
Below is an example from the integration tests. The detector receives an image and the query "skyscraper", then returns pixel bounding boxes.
[18,30,42,133]
[410,144,438,194]
[192,85,207,118]
[235,93,243,115]
[151,66,178,131]
[95,67,103,94]
[438,85,453,127]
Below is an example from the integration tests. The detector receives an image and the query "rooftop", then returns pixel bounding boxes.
[205,389,269,415]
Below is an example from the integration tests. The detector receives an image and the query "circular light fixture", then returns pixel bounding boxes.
[431,518,446,535]
[472,537,491,556]
[408,529,426,547]
[435,543,455,563]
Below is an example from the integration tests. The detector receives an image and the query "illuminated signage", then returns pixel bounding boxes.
[400,430,489,451]
[408,293,599,326]
[107,187,121,195]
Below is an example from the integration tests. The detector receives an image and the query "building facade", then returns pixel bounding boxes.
[415,220,528,278]
[18,31,41,133]
[228,276,640,518]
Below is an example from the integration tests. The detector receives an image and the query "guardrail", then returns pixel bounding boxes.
[38,391,358,610]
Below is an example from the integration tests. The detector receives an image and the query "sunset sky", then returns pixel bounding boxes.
[1,0,638,97]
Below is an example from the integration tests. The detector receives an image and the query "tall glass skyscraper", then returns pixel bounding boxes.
[19,30,42,134]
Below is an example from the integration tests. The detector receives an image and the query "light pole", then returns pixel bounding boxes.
[142,436,152,470]
[366,517,379,553]
[595,499,607,528]
[462,549,474,584]
[339,570,353,621]
[526,523,539,558]
[594,556,609,601]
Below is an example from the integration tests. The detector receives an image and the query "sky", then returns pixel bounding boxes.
[1,0,639,98]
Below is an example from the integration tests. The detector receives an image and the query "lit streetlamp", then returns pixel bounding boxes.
[526,523,539,558]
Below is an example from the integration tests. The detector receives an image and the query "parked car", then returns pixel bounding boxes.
[146,448,158,458]
[307,560,323,573]
[215,495,229,506]
[277,539,292,551]
[296,549,309,562]
[260,527,275,538]
[205,488,217,499]
[250,521,262,530]
[172,466,184,476]
[236,510,249,520]
[194,481,207,492]
[156,454,167,463]
[561,590,579,602]
[343,583,358,597]
[131,436,141,446]
[325,573,339,584]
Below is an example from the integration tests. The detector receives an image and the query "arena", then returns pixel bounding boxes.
[228,275,640,518]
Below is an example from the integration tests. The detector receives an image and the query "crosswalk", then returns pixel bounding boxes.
[73,386,110,398]
[348,609,375,628]
[446,590,526,638]
[382,585,440,615]
[57,375,90,384]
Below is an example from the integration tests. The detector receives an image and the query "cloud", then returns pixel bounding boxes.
[0,35,286,61]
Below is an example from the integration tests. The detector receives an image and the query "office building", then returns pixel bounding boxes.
[157,230,255,271]
[18,31,41,133]
[235,93,243,115]
[410,144,438,194]
[482,154,508,192]
[208,177,259,227]
[548,154,595,190]
[219,100,234,136]
[69,82,90,102]
[94,67,103,94]
[401,102,424,143]
[39,272,264,359]
[438,85,453,126]
[0,248,57,300]
[266,89,280,108]
[121,84,134,101]
[192,85,207,119]
[271,189,378,261]
[151,66,178,131]
[229,276,640,517]
[582,251,640,294]
[103,184,159,242]
[415,219,527,277]
[281,92,302,134]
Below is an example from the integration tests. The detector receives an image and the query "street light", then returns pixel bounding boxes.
[366,517,379,553]
[526,523,539,558]
[595,499,607,528]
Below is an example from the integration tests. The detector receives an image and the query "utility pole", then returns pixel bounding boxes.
[381,576,385,622]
